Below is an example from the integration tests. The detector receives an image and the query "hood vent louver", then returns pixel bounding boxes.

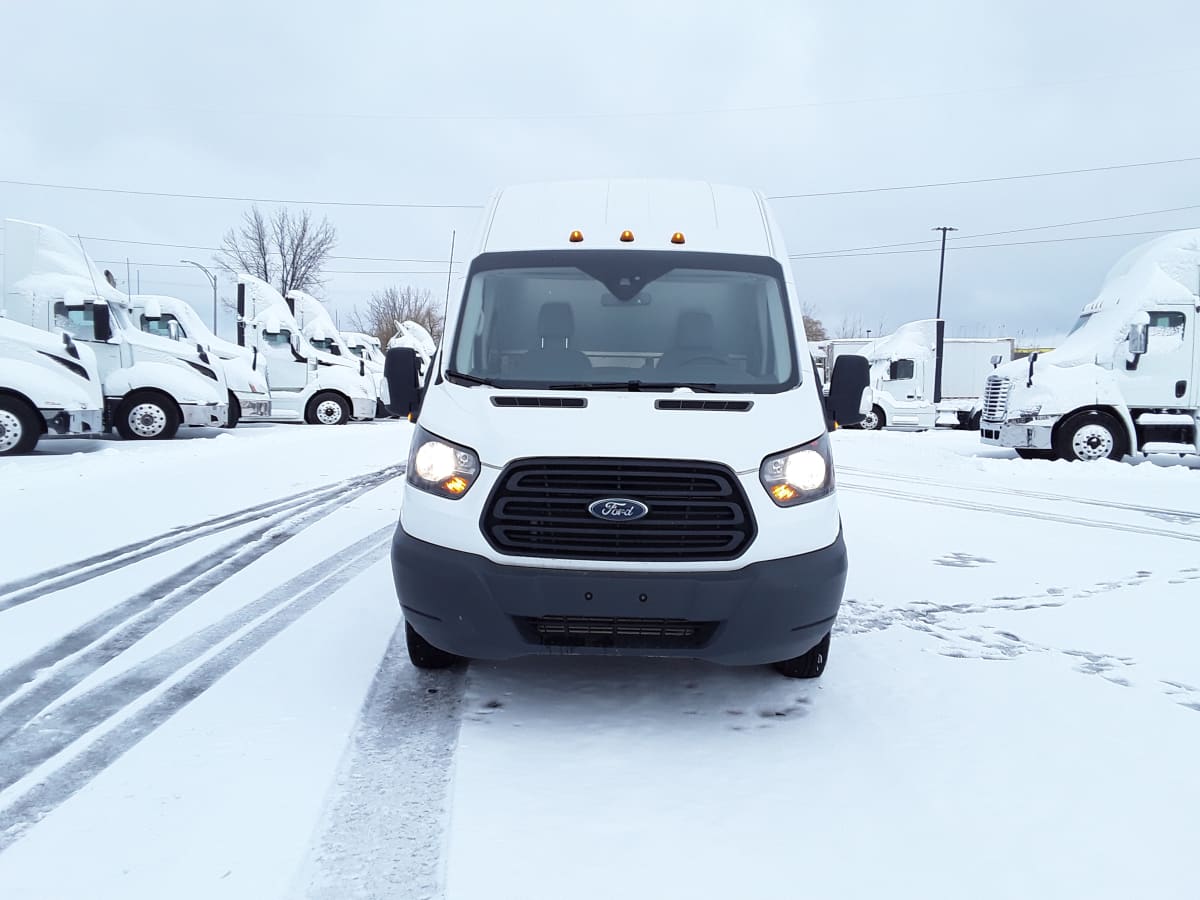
[491,396,587,408]
[655,399,753,412]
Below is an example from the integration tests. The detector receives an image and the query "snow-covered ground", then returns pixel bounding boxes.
[1,425,1198,899]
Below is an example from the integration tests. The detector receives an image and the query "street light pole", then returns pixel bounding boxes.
[181,260,218,333]
[931,226,957,405]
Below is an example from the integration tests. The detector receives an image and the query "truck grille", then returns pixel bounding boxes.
[481,458,756,561]
[982,375,1011,424]
[515,615,719,650]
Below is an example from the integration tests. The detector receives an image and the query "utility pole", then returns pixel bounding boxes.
[931,226,957,404]
[181,260,219,334]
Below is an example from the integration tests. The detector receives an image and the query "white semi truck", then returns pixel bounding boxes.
[982,230,1200,461]
[286,290,386,416]
[388,319,436,378]
[0,317,104,454]
[130,294,272,427]
[235,275,376,425]
[850,319,1014,430]
[3,219,228,439]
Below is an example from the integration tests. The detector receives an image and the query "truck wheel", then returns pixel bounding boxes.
[773,630,831,679]
[405,622,463,669]
[115,391,180,440]
[305,392,350,426]
[1054,410,1127,462]
[0,396,41,455]
[223,392,241,429]
[1015,448,1055,461]
[860,406,884,431]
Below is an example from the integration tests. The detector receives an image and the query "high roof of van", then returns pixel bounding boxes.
[478,179,781,258]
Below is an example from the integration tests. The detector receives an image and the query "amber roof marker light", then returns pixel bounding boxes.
[569,230,584,243]
[619,230,635,242]
[671,232,686,244]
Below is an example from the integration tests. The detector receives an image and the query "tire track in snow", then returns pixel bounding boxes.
[0,464,405,612]
[838,480,1200,544]
[837,465,1200,523]
[292,631,466,900]
[0,525,394,854]
[0,466,403,743]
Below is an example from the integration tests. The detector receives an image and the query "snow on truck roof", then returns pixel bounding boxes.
[1082,228,1200,314]
[3,218,127,308]
[479,179,779,257]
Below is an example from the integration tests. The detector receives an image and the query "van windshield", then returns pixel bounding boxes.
[448,250,799,392]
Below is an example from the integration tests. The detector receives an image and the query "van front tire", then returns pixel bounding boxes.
[773,630,831,679]
[0,396,41,455]
[405,621,464,669]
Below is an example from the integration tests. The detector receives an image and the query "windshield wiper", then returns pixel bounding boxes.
[445,370,498,387]
[548,380,719,393]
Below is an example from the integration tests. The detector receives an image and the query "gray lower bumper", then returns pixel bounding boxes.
[980,419,1054,449]
[181,402,227,428]
[41,407,103,436]
[392,526,848,666]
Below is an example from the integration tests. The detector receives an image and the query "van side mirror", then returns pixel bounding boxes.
[1127,323,1148,355]
[93,303,113,342]
[167,320,181,341]
[384,347,422,418]
[827,354,870,428]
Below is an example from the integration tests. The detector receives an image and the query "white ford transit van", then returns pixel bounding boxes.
[385,180,869,677]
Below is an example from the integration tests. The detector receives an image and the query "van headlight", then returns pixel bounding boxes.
[408,426,480,499]
[759,434,834,507]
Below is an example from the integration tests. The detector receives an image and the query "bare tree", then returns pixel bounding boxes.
[834,313,867,338]
[801,302,828,341]
[217,205,336,297]
[348,285,444,347]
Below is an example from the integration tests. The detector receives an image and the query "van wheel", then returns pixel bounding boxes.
[1054,410,1127,462]
[223,392,241,429]
[115,391,180,440]
[0,396,41,455]
[860,406,885,431]
[405,622,463,669]
[773,630,831,679]
[305,391,350,426]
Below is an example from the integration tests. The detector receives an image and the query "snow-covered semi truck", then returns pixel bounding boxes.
[0,317,104,454]
[286,290,386,417]
[236,276,375,425]
[3,219,228,440]
[851,320,1013,430]
[388,319,436,379]
[982,230,1200,461]
[130,294,272,427]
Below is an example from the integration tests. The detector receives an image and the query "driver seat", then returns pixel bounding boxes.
[513,302,591,377]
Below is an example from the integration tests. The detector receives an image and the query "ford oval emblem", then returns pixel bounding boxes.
[588,498,649,522]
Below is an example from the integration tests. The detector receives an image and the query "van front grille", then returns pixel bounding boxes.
[515,615,719,650]
[481,457,756,561]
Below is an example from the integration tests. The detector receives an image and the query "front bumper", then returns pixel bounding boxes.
[181,402,227,428]
[391,525,848,666]
[41,407,103,436]
[235,393,272,420]
[351,396,377,420]
[980,419,1054,449]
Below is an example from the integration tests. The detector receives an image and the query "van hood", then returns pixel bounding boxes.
[417,381,828,473]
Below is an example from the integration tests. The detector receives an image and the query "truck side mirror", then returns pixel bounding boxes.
[167,320,181,341]
[990,354,1003,368]
[1127,323,1148,355]
[384,347,422,418]
[827,355,870,427]
[93,303,113,342]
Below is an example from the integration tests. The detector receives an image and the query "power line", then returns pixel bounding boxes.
[75,234,457,264]
[791,226,1197,259]
[792,202,1200,257]
[0,178,483,209]
[768,154,1200,200]
[93,259,454,275]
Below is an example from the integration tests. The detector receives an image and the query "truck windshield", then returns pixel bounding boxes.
[448,250,799,392]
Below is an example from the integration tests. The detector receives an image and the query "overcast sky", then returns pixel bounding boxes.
[3,0,1200,346]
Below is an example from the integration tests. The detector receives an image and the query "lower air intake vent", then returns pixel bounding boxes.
[515,615,719,650]
[492,396,587,408]
[655,399,753,411]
